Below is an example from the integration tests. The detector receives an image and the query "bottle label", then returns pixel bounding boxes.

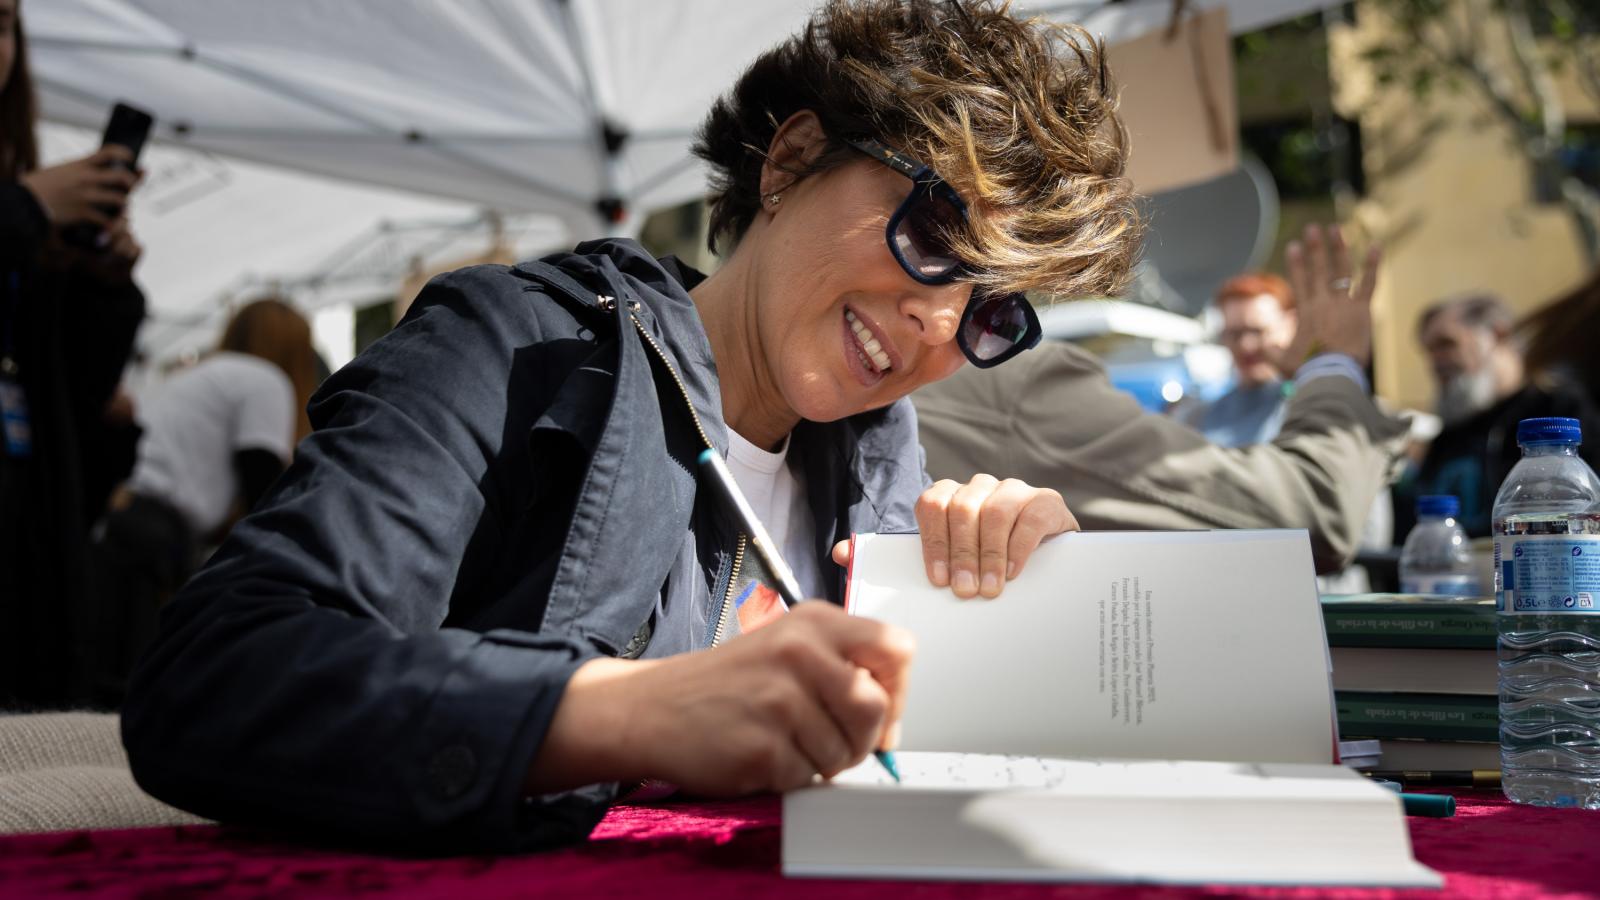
[1497,534,1600,614]
[1400,575,1479,597]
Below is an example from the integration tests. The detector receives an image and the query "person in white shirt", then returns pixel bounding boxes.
[88,298,317,705]
[127,351,295,538]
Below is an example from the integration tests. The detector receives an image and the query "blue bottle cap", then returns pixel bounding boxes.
[1516,417,1581,446]
[1416,495,1459,518]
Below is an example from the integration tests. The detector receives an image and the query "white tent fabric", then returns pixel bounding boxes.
[31,1,1336,233]
[29,0,820,237]
[40,122,568,367]
[28,0,1337,362]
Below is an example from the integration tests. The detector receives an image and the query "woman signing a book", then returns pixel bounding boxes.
[121,0,1141,851]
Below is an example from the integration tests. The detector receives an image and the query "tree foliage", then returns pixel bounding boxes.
[1358,0,1600,260]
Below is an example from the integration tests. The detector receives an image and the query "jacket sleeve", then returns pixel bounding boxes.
[122,266,614,852]
[913,343,1410,574]
[0,182,49,259]
[3,181,144,418]
[61,274,145,426]
[1557,384,1600,474]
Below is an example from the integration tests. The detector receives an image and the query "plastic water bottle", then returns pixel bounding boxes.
[1398,495,1478,596]
[1494,417,1600,808]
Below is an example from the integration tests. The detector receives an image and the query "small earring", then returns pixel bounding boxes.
[766,192,783,208]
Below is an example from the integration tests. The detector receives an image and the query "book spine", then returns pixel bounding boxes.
[1335,692,1499,742]
[1375,739,1502,772]
[1321,610,1496,649]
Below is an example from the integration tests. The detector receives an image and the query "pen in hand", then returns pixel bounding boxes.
[697,448,902,783]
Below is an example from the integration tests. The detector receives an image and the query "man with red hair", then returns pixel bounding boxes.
[1175,273,1297,446]
[915,225,1408,576]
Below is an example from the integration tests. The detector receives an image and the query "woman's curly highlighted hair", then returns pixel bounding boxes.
[693,0,1142,299]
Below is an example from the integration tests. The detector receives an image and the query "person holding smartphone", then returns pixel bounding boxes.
[0,0,147,709]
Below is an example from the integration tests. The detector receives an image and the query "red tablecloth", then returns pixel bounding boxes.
[2,790,1597,899]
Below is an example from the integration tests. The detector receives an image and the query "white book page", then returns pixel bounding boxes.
[846,531,1334,764]
[830,751,1374,799]
[787,751,1441,888]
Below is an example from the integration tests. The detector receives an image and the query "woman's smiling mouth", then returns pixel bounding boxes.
[845,308,892,375]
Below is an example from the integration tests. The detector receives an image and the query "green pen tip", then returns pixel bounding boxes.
[875,750,901,782]
[1399,792,1455,817]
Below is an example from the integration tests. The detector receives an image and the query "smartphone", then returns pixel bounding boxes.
[62,101,155,249]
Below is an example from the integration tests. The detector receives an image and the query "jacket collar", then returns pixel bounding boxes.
[522,238,927,539]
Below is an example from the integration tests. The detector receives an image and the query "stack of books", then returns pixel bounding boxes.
[1322,593,1499,772]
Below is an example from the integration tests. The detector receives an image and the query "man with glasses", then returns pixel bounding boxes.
[1174,273,1296,447]
[913,224,1411,576]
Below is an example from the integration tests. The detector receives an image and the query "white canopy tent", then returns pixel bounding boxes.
[28,0,1338,364]
[40,122,568,369]
[29,0,822,237]
[32,0,1338,226]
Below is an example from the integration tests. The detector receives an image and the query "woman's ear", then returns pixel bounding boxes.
[759,110,830,202]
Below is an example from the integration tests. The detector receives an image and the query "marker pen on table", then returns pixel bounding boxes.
[1367,770,1500,789]
[697,448,901,783]
[1369,779,1456,817]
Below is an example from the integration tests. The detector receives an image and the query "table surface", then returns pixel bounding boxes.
[2,789,1597,899]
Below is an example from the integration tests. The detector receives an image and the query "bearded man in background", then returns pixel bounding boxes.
[1400,293,1600,537]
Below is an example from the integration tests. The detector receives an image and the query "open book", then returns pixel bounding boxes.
[782,531,1440,888]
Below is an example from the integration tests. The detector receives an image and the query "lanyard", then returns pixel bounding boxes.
[0,268,30,457]
[1,269,18,374]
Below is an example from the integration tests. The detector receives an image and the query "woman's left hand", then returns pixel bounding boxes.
[43,215,143,285]
[85,216,143,284]
[833,475,1078,599]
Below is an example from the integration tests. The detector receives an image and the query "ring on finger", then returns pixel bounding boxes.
[1328,277,1352,292]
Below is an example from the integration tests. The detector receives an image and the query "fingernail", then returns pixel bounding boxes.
[954,570,976,595]
[1007,561,1018,580]
[981,572,999,596]
[931,560,949,586]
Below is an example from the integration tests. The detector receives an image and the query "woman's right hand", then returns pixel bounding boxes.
[526,601,914,796]
[18,145,140,229]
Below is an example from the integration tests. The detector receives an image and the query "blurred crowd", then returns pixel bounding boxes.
[1,0,321,709]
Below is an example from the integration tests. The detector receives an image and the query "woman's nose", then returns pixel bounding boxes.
[903,284,969,345]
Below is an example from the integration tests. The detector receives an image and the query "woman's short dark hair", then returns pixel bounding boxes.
[1,0,39,179]
[693,0,1141,299]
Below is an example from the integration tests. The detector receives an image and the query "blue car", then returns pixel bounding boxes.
[1036,300,1234,413]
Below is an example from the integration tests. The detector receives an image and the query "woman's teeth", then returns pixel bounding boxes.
[845,309,892,373]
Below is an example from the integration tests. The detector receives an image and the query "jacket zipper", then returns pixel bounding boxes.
[711,535,745,647]
[621,305,742,647]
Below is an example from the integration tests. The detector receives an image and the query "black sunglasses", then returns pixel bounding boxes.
[844,137,1042,368]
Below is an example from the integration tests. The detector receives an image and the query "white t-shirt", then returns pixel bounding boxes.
[128,351,295,536]
[724,429,830,602]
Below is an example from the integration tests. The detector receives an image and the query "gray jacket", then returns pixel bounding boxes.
[913,341,1408,574]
